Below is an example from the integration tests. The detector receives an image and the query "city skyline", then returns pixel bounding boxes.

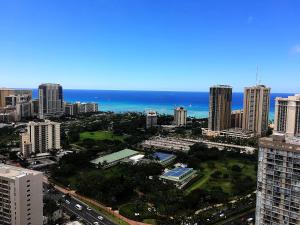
[0,0,300,92]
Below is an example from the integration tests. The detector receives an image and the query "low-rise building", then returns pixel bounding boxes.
[160,167,197,189]
[91,149,139,168]
[152,152,176,166]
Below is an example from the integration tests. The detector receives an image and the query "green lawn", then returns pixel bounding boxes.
[79,131,124,142]
[185,158,256,195]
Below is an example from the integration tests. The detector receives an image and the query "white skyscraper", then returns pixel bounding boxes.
[146,111,158,128]
[274,94,300,137]
[256,134,300,225]
[0,164,43,225]
[174,107,187,127]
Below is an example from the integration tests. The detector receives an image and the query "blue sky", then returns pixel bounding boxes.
[0,0,299,92]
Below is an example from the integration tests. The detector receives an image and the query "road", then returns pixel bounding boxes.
[44,184,117,225]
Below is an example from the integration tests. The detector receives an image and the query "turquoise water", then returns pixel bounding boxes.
[33,89,293,119]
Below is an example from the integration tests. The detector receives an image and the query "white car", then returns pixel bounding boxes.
[65,200,70,204]
[87,207,92,211]
[93,222,99,225]
[98,216,103,220]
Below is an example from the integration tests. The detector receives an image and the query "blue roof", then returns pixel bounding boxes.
[163,167,193,177]
[153,152,174,161]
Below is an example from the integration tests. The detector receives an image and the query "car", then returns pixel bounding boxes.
[93,222,99,225]
[98,216,103,220]
[75,204,83,210]
[65,200,70,204]
[87,207,92,211]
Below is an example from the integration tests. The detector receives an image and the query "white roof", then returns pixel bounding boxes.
[129,154,145,161]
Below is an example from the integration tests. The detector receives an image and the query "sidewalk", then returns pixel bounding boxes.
[43,176,151,225]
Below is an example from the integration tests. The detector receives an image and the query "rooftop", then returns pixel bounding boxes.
[153,152,175,162]
[0,164,41,179]
[162,167,193,178]
[210,85,232,89]
[91,149,139,165]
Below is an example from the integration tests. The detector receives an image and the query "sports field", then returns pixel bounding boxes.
[79,131,124,142]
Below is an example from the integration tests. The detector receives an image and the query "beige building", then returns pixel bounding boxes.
[0,88,32,109]
[274,94,300,137]
[0,164,43,225]
[146,111,158,128]
[231,109,243,128]
[208,85,232,131]
[242,85,270,136]
[174,107,187,127]
[20,120,61,157]
[256,134,300,225]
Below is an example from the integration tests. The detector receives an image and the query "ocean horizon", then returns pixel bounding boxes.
[33,89,294,119]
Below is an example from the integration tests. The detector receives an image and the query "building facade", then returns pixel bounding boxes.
[231,109,243,129]
[242,85,270,136]
[274,94,300,137]
[174,107,187,127]
[146,111,158,128]
[20,120,61,157]
[0,164,43,225]
[256,134,300,225]
[38,83,63,119]
[208,85,232,131]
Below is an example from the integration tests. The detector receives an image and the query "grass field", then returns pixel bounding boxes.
[185,158,256,195]
[80,131,125,142]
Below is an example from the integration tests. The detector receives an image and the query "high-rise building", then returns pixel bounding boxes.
[79,102,98,113]
[0,164,43,225]
[242,85,270,136]
[231,109,243,129]
[146,111,158,128]
[38,83,63,119]
[256,133,300,225]
[208,85,232,131]
[30,99,39,117]
[274,94,300,137]
[174,107,187,127]
[0,88,32,109]
[20,120,61,157]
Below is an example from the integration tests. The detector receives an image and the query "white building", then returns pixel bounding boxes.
[174,107,187,127]
[146,111,157,128]
[20,120,61,157]
[256,134,300,225]
[79,102,98,113]
[274,94,300,137]
[0,164,43,225]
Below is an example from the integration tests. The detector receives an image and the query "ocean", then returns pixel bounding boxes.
[32,89,293,119]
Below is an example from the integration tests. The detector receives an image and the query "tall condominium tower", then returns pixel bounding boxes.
[20,120,61,157]
[208,85,232,131]
[174,107,187,127]
[146,111,158,129]
[274,94,300,137]
[242,85,270,136]
[38,83,63,119]
[256,134,300,225]
[0,164,43,225]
